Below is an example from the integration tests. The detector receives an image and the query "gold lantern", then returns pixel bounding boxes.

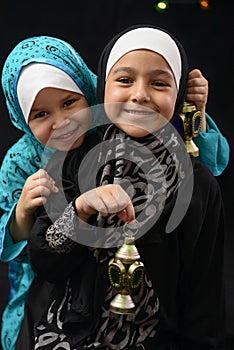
[108,234,144,314]
[178,101,202,157]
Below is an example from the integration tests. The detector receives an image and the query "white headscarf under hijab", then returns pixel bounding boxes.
[17,63,83,123]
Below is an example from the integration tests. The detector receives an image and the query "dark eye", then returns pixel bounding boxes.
[152,81,167,87]
[117,77,133,84]
[64,99,75,107]
[34,111,47,119]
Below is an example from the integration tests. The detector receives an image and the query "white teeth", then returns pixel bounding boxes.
[59,131,73,139]
[125,110,153,115]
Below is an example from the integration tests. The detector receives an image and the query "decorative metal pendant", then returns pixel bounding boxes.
[108,228,144,315]
[177,101,202,157]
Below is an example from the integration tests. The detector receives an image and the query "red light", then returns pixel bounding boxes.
[199,0,210,9]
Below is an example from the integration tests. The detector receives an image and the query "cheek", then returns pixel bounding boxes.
[71,108,92,127]
[104,102,122,123]
[104,85,125,104]
[159,94,177,121]
[104,85,124,122]
[29,123,51,145]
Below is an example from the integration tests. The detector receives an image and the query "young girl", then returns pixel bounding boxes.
[0,35,226,350]
[27,25,225,349]
[0,35,99,350]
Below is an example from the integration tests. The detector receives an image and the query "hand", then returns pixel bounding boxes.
[75,184,135,224]
[11,169,59,242]
[186,69,208,131]
[17,169,59,215]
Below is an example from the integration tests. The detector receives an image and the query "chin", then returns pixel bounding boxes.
[51,135,86,151]
[115,123,150,138]
[68,136,86,151]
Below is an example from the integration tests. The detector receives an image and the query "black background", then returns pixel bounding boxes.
[0,0,233,347]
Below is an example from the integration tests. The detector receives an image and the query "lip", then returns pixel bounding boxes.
[52,126,81,143]
[122,108,156,121]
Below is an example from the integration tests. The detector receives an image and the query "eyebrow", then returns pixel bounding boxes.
[112,67,134,74]
[112,66,174,79]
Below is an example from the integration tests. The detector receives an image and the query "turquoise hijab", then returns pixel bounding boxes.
[0,35,98,220]
[2,35,98,134]
[0,37,99,350]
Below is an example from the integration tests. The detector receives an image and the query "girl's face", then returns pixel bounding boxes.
[28,87,91,150]
[104,49,178,137]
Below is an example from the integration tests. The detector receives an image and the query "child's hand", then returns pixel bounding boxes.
[186,69,208,131]
[11,169,59,242]
[17,169,59,215]
[75,184,135,224]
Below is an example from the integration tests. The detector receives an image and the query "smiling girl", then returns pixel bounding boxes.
[27,25,225,349]
[0,35,98,350]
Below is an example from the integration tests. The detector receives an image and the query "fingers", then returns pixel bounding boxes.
[38,169,59,193]
[77,184,135,223]
[83,185,128,214]
[187,69,208,92]
[188,68,203,80]
[117,204,135,223]
[97,185,134,218]
[19,169,59,214]
[186,69,208,112]
[26,169,59,194]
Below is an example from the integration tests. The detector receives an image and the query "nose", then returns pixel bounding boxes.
[131,81,150,103]
[51,111,70,130]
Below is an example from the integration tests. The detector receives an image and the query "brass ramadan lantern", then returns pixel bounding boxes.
[108,231,144,315]
[177,101,202,157]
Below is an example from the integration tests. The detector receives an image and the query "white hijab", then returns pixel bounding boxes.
[105,27,181,90]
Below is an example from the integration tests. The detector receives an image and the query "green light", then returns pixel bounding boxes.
[158,2,167,10]
[154,1,169,13]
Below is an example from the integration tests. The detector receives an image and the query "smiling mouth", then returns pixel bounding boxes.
[124,109,155,115]
[53,126,80,142]
[122,108,156,121]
